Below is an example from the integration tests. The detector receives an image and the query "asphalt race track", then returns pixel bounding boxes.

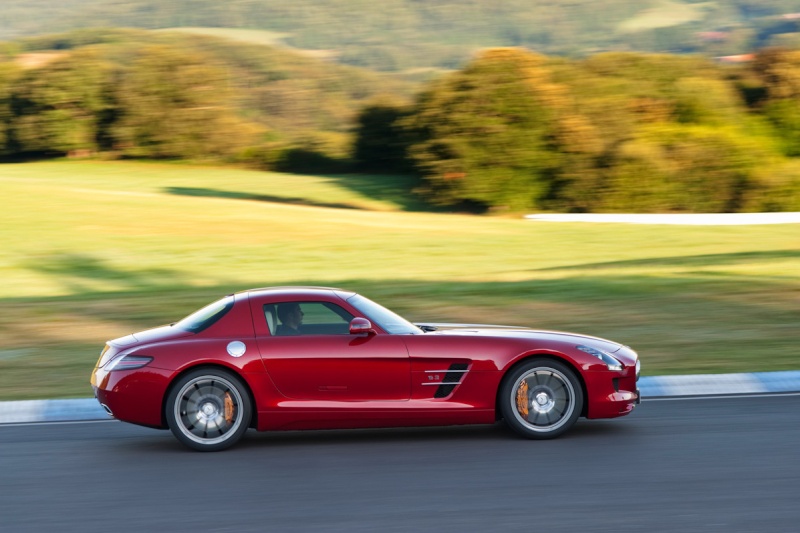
[1,395,798,533]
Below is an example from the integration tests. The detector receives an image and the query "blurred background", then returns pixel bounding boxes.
[0,0,798,400]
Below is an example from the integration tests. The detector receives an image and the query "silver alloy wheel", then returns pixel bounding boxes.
[510,366,576,433]
[173,374,245,446]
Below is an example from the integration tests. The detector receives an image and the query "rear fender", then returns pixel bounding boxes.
[161,364,259,429]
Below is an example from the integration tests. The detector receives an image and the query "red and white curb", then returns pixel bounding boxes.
[0,399,110,424]
[639,371,800,397]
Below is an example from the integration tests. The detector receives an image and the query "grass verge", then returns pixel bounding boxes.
[1,160,798,399]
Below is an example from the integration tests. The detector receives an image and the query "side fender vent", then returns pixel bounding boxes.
[434,363,469,399]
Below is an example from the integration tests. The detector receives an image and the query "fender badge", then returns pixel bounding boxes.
[227,341,246,357]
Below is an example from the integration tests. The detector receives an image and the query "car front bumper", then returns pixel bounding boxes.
[584,364,640,419]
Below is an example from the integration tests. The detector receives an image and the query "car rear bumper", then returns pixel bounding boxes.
[91,365,172,428]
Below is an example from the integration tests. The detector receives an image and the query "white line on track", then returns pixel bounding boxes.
[525,212,800,225]
[0,419,118,428]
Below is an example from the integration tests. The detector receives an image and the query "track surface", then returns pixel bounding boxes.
[2,396,798,532]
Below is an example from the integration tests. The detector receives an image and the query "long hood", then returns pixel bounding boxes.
[418,323,623,353]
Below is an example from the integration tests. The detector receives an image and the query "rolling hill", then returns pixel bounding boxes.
[3,0,800,72]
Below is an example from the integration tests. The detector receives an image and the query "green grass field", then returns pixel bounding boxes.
[617,0,709,33]
[1,160,798,400]
[158,27,293,47]
[157,27,341,61]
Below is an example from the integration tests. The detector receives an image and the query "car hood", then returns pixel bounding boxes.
[417,323,622,353]
[109,325,193,348]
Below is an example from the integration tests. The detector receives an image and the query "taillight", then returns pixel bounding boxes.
[97,344,115,368]
[104,354,153,371]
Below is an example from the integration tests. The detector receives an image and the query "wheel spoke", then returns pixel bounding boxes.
[171,374,248,447]
[510,365,577,433]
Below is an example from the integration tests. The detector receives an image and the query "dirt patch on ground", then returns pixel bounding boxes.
[15,52,64,69]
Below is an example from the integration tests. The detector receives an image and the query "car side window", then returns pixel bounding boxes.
[265,301,354,336]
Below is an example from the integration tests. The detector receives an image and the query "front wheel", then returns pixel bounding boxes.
[165,368,252,452]
[500,359,583,439]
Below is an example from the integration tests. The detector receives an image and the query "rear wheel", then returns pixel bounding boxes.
[500,359,583,439]
[165,368,252,452]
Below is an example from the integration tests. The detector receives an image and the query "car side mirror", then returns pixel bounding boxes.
[349,317,376,335]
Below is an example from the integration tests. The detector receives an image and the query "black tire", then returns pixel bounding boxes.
[500,358,583,439]
[165,368,252,452]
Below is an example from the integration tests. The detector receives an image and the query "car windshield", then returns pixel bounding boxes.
[347,294,421,335]
[175,295,235,333]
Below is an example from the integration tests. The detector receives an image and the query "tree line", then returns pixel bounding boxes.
[1,29,799,212]
[0,29,412,171]
[367,48,800,213]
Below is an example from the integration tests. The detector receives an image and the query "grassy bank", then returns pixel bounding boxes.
[1,160,798,399]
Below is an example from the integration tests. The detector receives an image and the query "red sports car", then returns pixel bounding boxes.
[91,287,640,451]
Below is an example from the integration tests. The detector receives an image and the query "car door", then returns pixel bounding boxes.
[252,298,410,401]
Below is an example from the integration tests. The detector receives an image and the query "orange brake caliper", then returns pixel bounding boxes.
[516,380,529,418]
[224,392,235,424]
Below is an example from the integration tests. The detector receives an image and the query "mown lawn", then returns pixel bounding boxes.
[1,160,798,399]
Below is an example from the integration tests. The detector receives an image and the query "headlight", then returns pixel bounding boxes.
[104,354,153,371]
[577,345,623,371]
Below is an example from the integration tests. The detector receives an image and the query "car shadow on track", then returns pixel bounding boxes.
[107,418,638,454]
[235,418,637,449]
[239,422,510,449]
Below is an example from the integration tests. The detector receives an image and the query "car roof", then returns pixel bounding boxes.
[240,286,355,300]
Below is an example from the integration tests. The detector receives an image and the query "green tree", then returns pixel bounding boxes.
[600,125,769,212]
[406,48,566,210]
[548,52,780,213]
[9,48,116,155]
[0,63,21,155]
[113,44,259,159]
[752,47,800,156]
[353,100,412,172]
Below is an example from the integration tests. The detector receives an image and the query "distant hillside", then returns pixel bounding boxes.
[0,28,414,164]
[2,28,799,213]
[3,0,800,71]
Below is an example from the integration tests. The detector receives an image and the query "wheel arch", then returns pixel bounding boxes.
[161,363,258,429]
[494,353,588,421]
